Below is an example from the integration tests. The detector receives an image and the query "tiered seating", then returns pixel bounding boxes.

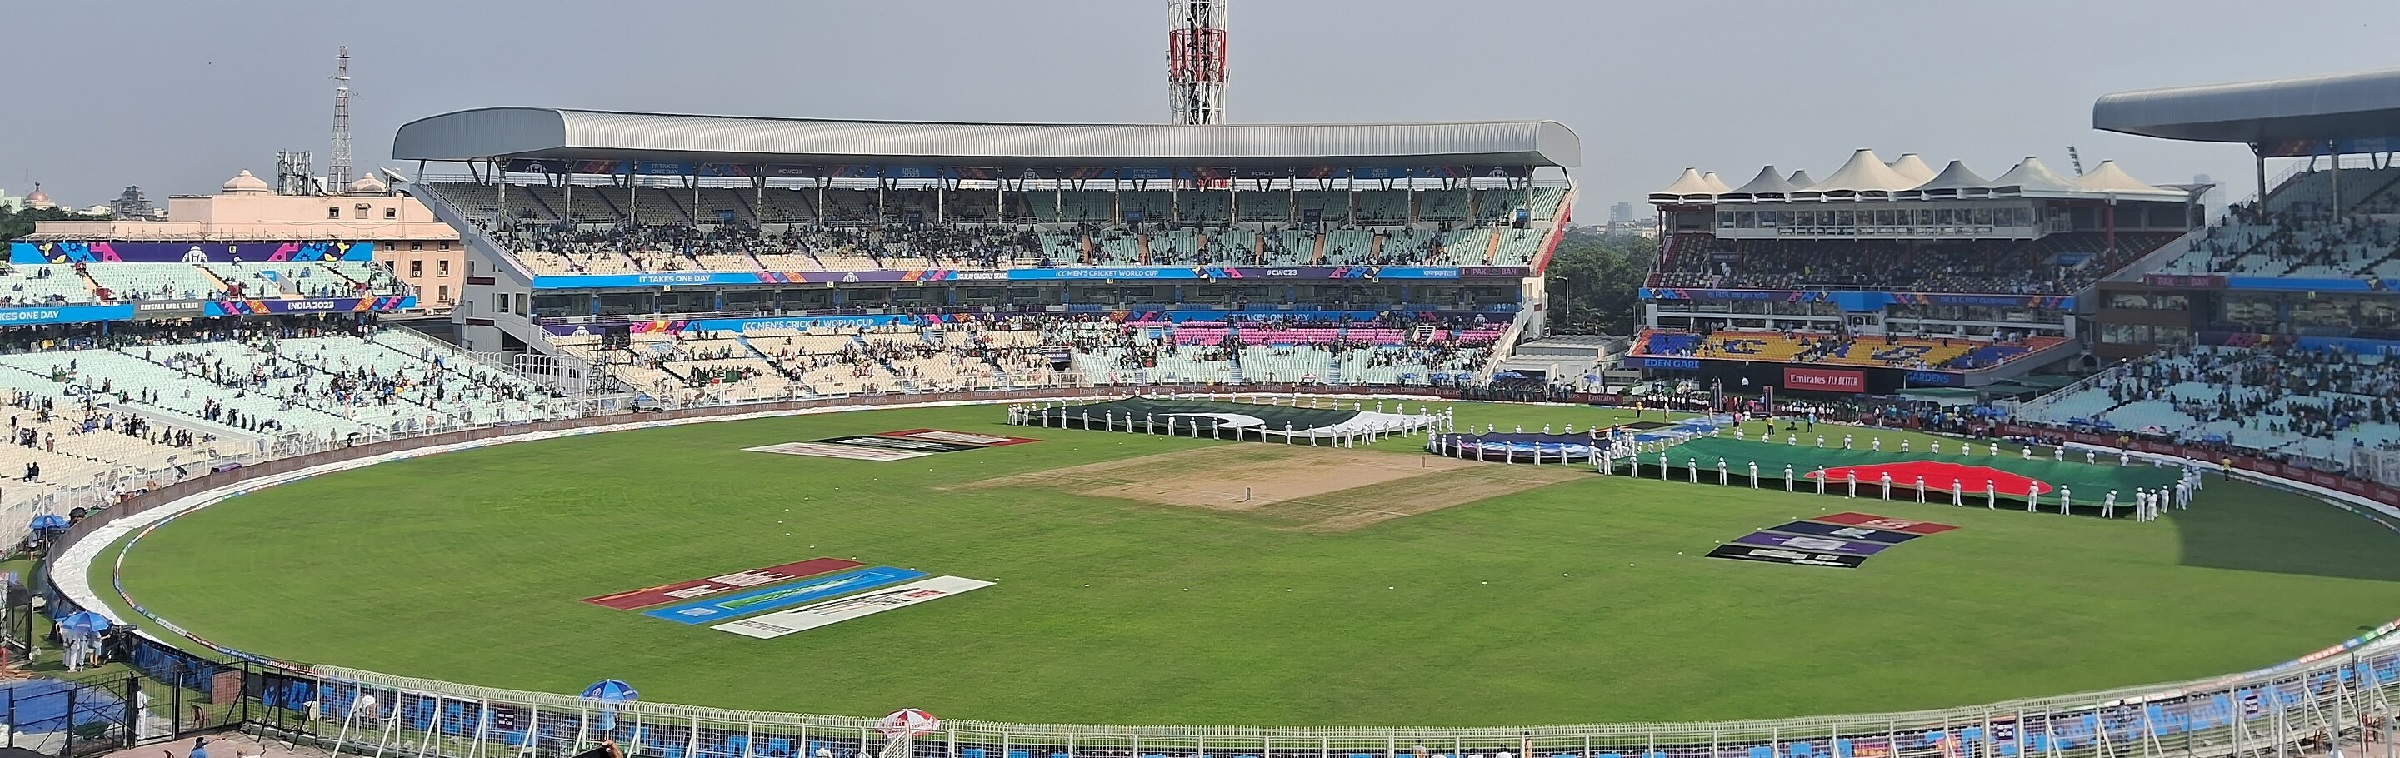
[1322,229,1375,265]
[414,182,1571,278]
[1356,191,1410,223]
[1267,229,1316,265]
[1055,191,1114,222]
[1235,191,1289,222]
[1417,189,1471,221]
[754,189,816,223]
[2019,344,2400,468]
[1475,189,1530,222]
[1121,191,1173,223]
[89,266,218,301]
[0,265,94,307]
[817,189,878,223]
[1177,192,1230,223]
[1295,191,1347,222]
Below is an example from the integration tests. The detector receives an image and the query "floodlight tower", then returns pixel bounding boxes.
[1167,0,1227,125]
[329,47,354,189]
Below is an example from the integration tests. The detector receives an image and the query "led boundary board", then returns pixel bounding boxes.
[1705,512,1958,569]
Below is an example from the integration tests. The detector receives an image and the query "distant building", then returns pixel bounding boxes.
[1609,201,1634,224]
[110,186,161,220]
[27,171,463,314]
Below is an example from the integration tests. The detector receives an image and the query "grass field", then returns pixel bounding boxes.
[95,401,2400,727]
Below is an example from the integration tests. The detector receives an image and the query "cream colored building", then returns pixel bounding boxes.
[28,171,464,313]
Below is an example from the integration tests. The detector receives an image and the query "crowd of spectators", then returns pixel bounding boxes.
[1650,232,2176,294]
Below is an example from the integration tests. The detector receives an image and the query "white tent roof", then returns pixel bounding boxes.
[1701,172,1735,193]
[1804,149,1918,194]
[1651,167,1720,199]
[1887,153,1937,184]
[2073,160,2177,196]
[1989,156,2078,193]
[1785,170,1817,189]
[1909,161,1992,194]
[1727,165,1802,196]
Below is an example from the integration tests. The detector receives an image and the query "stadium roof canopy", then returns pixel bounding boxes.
[392,107,1580,170]
[2093,68,2400,149]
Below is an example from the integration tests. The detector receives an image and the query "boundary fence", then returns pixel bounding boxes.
[26,386,2400,758]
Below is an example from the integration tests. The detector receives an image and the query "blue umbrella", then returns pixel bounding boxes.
[580,679,638,702]
[581,679,637,733]
[58,611,109,638]
[28,515,67,533]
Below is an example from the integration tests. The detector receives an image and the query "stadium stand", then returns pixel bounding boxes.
[1651,233,2181,294]
[2016,341,2400,476]
[1632,329,2065,371]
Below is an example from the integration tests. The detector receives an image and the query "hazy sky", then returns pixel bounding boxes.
[10,0,2400,214]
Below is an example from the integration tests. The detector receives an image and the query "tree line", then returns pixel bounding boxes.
[1541,226,1653,336]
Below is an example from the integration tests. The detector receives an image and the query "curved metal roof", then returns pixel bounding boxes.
[2093,68,2400,143]
[391,107,1579,168]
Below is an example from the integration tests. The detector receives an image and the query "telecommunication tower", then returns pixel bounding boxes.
[329,47,354,189]
[1167,0,1227,125]
[274,151,316,196]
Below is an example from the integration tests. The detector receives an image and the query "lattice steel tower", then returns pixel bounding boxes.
[329,47,354,190]
[1167,0,1227,125]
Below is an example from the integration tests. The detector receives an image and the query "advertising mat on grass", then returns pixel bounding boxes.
[816,435,985,454]
[1767,520,1923,544]
[642,567,928,625]
[1703,544,1867,569]
[1729,531,1892,557]
[582,558,864,610]
[712,575,995,639]
[744,441,930,462]
[1815,511,1961,535]
[878,429,1038,447]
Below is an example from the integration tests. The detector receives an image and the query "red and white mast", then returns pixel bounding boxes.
[1167,0,1227,125]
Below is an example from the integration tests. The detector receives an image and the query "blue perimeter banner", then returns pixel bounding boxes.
[640,566,927,625]
[529,265,1526,290]
[0,304,136,326]
[1641,287,2076,311]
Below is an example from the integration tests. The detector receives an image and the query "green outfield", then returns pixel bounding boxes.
[93,402,2400,727]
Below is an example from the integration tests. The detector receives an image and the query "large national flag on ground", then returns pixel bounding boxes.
[1025,397,1438,440]
[1654,436,2179,503]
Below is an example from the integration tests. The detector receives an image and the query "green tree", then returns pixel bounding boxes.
[0,206,99,242]
[1543,226,1653,335]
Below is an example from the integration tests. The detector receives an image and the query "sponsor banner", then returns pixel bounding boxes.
[744,441,930,462]
[204,296,416,317]
[1904,370,1963,386]
[817,435,983,454]
[0,304,136,326]
[1814,512,1959,535]
[130,299,210,320]
[1628,356,1701,370]
[2141,274,2227,289]
[878,429,1038,447]
[1769,520,1923,544]
[582,558,864,610]
[1729,531,1891,557]
[1783,367,1866,393]
[641,566,927,625]
[10,240,376,265]
[1703,543,1866,569]
[712,575,995,639]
